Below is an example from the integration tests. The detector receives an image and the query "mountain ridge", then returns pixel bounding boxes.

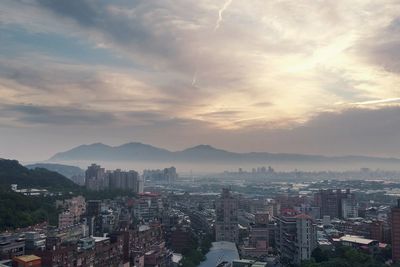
[49,142,400,165]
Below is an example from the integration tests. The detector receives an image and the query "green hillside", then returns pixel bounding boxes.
[0,159,79,190]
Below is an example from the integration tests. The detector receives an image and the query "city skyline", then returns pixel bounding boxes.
[1,0,400,161]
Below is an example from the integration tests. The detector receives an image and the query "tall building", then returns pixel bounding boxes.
[241,212,269,258]
[342,194,358,219]
[275,213,317,265]
[85,164,106,191]
[85,164,143,193]
[215,188,239,243]
[108,169,143,193]
[314,189,355,219]
[392,199,400,262]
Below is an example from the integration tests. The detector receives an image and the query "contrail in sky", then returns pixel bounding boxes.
[353,98,400,105]
[215,0,233,31]
[192,0,232,86]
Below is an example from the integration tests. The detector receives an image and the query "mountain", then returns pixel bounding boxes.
[50,142,170,161]
[25,163,84,178]
[50,143,113,161]
[49,142,400,168]
[0,159,79,190]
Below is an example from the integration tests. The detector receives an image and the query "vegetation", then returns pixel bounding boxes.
[302,246,394,267]
[180,234,213,267]
[0,187,60,230]
[0,159,79,191]
[77,188,137,200]
[0,159,141,230]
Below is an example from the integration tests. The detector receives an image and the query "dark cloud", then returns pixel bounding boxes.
[34,0,179,67]
[358,18,400,73]
[1,104,116,125]
[36,0,99,26]
[0,59,97,94]
[226,106,400,157]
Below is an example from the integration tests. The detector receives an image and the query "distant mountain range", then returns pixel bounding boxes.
[49,142,400,167]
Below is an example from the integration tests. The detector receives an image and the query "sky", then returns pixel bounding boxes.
[1,0,400,162]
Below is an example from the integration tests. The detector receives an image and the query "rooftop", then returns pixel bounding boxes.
[339,235,377,245]
[14,255,41,262]
[139,225,151,232]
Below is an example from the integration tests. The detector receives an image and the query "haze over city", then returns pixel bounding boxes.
[1,0,400,162]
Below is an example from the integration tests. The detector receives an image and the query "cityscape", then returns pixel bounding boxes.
[2,0,400,267]
[1,161,400,267]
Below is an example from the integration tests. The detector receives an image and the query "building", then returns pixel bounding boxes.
[215,189,239,244]
[85,164,106,191]
[0,235,25,260]
[334,235,378,251]
[108,169,143,193]
[342,194,358,219]
[24,232,45,252]
[58,196,86,229]
[314,189,355,219]
[275,213,317,265]
[58,211,75,229]
[12,255,41,267]
[241,213,269,259]
[133,193,163,222]
[232,259,268,267]
[113,223,172,266]
[65,196,86,217]
[85,200,102,236]
[86,200,102,217]
[392,199,400,262]
[85,164,143,193]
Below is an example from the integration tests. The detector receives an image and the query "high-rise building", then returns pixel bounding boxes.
[85,164,106,191]
[314,189,355,219]
[275,213,317,265]
[85,164,143,193]
[108,169,143,193]
[392,199,400,262]
[215,188,239,243]
[342,194,358,219]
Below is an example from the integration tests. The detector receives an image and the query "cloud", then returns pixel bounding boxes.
[1,0,400,160]
[357,17,400,74]
[192,106,400,158]
[1,104,116,125]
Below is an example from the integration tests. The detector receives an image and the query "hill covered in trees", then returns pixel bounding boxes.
[0,159,79,191]
[0,188,59,230]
